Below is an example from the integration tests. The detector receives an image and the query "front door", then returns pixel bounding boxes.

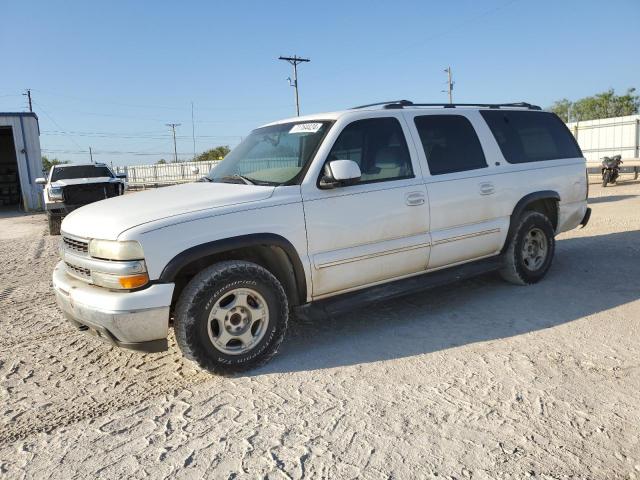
[301,116,430,298]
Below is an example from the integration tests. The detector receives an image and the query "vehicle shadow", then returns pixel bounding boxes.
[254,230,640,375]
[589,195,638,204]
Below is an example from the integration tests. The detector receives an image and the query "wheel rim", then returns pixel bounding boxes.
[207,288,269,355]
[521,227,548,271]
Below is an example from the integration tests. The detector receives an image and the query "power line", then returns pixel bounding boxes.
[278,55,310,116]
[33,100,85,150]
[30,88,295,112]
[40,130,242,140]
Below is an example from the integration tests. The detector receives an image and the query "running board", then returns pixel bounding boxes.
[294,256,503,320]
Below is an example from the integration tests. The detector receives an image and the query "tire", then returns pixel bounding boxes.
[174,260,289,374]
[602,171,610,187]
[47,212,61,236]
[499,211,555,286]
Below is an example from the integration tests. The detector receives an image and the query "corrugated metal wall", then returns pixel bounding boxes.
[0,113,43,211]
[566,114,640,165]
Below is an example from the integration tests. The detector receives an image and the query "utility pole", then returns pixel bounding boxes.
[191,102,196,160]
[23,89,33,112]
[166,123,181,163]
[89,146,94,163]
[278,55,310,116]
[444,66,454,104]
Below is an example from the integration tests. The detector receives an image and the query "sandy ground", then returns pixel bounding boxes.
[0,178,639,479]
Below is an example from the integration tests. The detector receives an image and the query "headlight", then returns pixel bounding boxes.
[89,239,144,260]
[48,186,63,200]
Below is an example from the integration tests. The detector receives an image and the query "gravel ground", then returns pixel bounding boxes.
[0,179,639,479]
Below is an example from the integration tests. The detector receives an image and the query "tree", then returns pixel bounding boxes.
[42,155,68,173]
[156,159,167,164]
[550,98,572,122]
[550,88,639,122]
[195,146,231,162]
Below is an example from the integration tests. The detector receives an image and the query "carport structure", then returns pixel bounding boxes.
[0,112,42,211]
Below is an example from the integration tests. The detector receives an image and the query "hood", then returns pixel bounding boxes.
[53,177,116,186]
[61,182,275,240]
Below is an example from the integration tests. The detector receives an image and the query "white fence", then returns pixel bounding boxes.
[566,114,640,165]
[114,160,220,187]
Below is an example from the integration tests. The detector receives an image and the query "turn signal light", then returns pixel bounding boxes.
[118,273,149,289]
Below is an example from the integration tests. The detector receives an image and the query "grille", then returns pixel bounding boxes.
[63,183,120,205]
[63,236,89,254]
[65,262,91,280]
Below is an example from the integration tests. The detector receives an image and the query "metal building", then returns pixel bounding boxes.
[0,112,43,211]
[566,114,640,165]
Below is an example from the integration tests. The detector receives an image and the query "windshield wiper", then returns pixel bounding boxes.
[216,174,278,186]
[218,174,255,185]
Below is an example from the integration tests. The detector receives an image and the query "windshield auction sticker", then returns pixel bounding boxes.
[289,123,323,134]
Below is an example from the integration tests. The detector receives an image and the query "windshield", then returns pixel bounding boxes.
[51,165,113,182]
[207,121,332,185]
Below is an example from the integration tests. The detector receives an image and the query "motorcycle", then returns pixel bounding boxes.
[601,155,622,187]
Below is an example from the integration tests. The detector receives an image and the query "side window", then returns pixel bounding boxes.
[326,117,413,183]
[414,115,487,175]
[480,110,582,163]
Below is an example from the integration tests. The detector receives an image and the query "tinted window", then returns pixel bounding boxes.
[414,115,487,175]
[51,165,113,181]
[480,110,582,163]
[326,117,413,183]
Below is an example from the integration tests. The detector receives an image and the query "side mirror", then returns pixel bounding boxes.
[319,160,361,189]
[35,177,46,185]
[191,166,200,175]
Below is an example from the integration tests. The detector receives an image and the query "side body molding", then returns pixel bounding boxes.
[159,233,308,303]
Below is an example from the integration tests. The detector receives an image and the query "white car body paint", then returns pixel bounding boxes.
[54,105,588,347]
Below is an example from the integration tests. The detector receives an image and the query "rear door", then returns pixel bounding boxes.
[406,111,508,269]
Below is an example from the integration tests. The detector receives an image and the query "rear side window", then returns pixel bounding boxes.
[326,117,413,184]
[414,115,487,175]
[480,110,582,163]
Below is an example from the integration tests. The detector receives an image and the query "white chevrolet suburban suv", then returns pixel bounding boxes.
[53,101,590,373]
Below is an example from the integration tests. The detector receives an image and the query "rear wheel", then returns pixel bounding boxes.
[174,260,289,374]
[47,212,61,236]
[500,211,555,285]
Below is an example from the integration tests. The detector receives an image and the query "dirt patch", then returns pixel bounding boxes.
[0,180,638,479]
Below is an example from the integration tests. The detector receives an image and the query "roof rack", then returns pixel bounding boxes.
[352,100,541,110]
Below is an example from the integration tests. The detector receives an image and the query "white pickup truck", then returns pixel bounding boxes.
[53,101,590,373]
[36,163,126,235]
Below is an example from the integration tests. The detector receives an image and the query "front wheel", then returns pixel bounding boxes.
[500,211,555,285]
[602,170,611,187]
[174,260,289,374]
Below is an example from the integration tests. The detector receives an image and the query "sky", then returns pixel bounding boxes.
[2,0,639,166]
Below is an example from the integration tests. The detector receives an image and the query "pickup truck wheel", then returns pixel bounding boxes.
[47,212,61,236]
[174,260,288,374]
[500,211,555,285]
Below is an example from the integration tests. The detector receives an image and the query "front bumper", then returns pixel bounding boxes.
[52,261,174,352]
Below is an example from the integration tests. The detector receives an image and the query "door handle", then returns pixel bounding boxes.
[405,191,425,206]
[479,182,495,195]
